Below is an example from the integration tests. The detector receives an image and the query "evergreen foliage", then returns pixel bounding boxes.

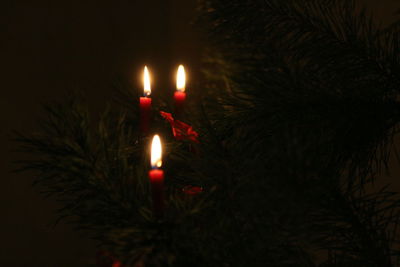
[16,0,400,266]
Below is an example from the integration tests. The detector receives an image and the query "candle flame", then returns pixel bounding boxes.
[151,135,162,168]
[176,65,186,92]
[143,66,151,96]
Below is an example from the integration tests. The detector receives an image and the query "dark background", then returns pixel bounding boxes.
[1,0,399,266]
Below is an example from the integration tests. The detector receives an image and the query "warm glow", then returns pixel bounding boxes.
[143,66,151,96]
[151,135,162,168]
[176,65,186,92]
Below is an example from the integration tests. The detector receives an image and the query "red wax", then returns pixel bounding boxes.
[139,97,152,133]
[174,91,186,116]
[149,169,164,218]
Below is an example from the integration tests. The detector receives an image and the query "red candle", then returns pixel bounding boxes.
[149,135,164,218]
[149,168,164,218]
[140,66,152,133]
[140,96,151,133]
[174,91,186,114]
[174,65,186,116]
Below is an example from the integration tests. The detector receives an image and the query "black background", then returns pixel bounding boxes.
[1,0,399,266]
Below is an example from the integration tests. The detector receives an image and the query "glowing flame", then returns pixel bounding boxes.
[151,135,162,168]
[143,66,151,96]
[176,65,186,92]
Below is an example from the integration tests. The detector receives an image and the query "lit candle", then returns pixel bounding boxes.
[174,65,186,116]
[140,66,152,133]
[149,134,165,218]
